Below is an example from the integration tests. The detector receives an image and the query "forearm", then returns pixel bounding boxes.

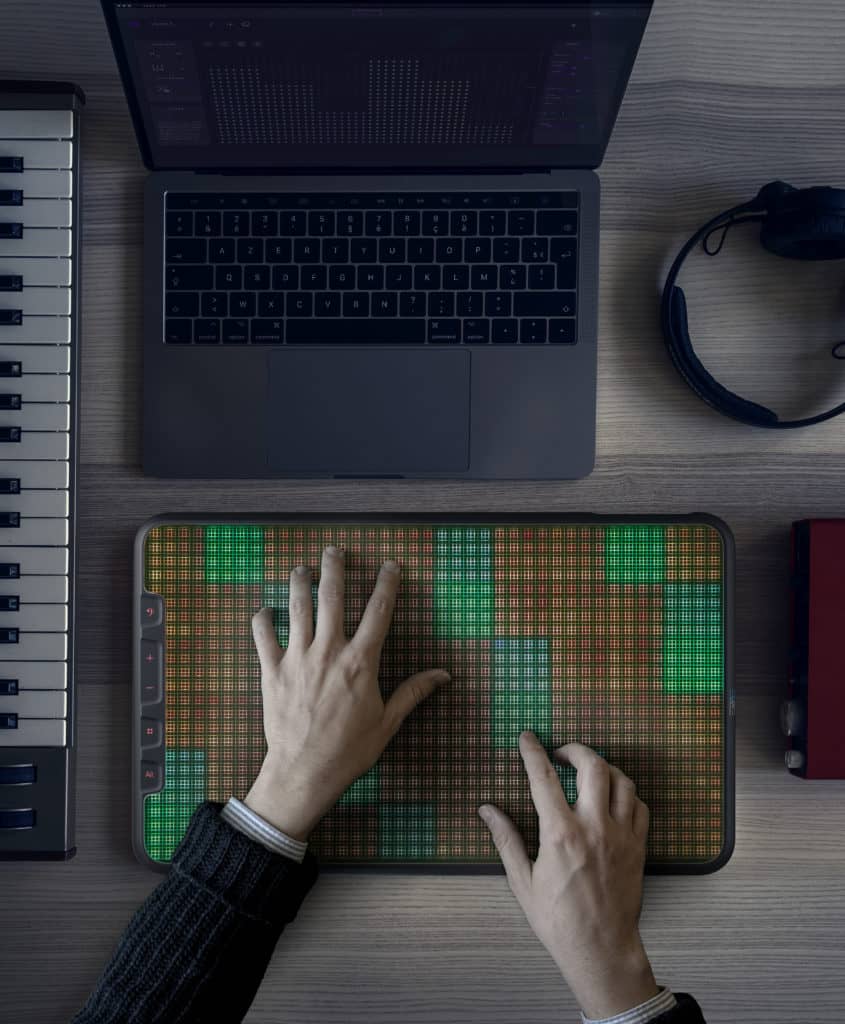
[71,802,319,1024]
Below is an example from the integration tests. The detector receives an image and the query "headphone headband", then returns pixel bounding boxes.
[661,181,845,429]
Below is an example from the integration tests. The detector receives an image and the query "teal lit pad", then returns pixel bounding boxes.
[143,522,728,867]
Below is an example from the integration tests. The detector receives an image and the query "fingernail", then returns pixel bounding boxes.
[294,565,309,575]
[478,806,491,822]
[326,545,341,556]
[383,559,400,573]
[434,670,451,683]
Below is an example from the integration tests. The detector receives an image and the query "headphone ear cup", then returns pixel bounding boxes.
[761,186,845,260]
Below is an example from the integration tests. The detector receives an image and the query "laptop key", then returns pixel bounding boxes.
[251,319,284,344]
[278,212,306,235]
[166,211,192,236]
[428,293,454,317]
[549,319,577,344]
[372,293,398,317]
[444,266,470,290]
[457,292,483,317]
[196,212,220,236]
[237,239,264,263]
[435,238,462,263]
[202,292,227,317]
[529,265,556,289]
[166,293,199,317]
[194,319,220,344]
[514,292,576,317]
[294,239,320,263]
[343,293,369,317]
[323,239,349,263]
[492,318,518,344]
[472,266,498,290]
[479,211,506,235]
[167,265,212,290]
[209,239,234,262]
[465,238,491,262]
[223,211,249,235]
[309,212,334,236]
[302,267,328,289]
[394,211,420,236]
[329,267,355,289]
[315,292,342,316]
[272,266,299,289]
[407,239,434,262]
[386,265,412,289]
[358,265,384,289]
[165,319,192,344]
[500,265,526,290]
[399,292,426,316]
[350,239,377,261]
[522,238,549,262]
[463,319,490,344]
[520,318,547,344]
[379,239,405,263]
[266,239,293,262]
[538,211,579,235]
[244,266,270,289]
[258,294,283,316]
[216,266,242,290]
[166,238,206,263]
[286,319,425,343]
[414,266,441,290]
[485,292,512,317]
[493,238,520,262]
[288,293,313,316]
[508,210,535,235]
[428,319,460,344]
[222,319,249,344]
[230,292,256,316]
[252,212,278,236]
[338,212,363,236]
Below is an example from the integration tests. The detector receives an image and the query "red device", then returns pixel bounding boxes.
[785,520,845,778]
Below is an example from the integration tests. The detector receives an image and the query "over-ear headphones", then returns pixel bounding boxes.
[661,180,845,428]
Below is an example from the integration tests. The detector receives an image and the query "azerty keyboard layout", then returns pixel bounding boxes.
[164,190,579,347]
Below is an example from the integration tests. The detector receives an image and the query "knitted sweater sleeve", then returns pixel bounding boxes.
[70,801,319,1024]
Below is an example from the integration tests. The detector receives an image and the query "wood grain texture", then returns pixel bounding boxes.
[2,1,845,1021]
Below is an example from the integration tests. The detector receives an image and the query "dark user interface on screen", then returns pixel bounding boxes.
[111,4,651,169]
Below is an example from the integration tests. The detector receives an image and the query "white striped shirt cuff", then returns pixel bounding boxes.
[221,797,309,864]
[581,986,677,1024]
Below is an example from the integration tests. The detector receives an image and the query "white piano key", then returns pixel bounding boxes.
[8,288,71,316]
[0,605,67,630]
[0,518,68,546]
[0,140,72,168]
[0,547,68,574]
[0,633,67,660]
[0,460,69,487]
[0,230,71,257]
[0,690,66,717]
[0,718,66,746]
[0,317,69,343]
[0,662,67,687]
[0,403,69,429]
[0,376,69,402]
[0,169,71,198]
[14,199,72,229]
[0,316,70,344]
[0,576,67,602]
[0,110,73,138]
[0,345,70,371]
[0,490,69,516]
[0,257,70,286]
[0,433,69,460]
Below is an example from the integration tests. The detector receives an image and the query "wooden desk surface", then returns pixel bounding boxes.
[2,2,845,1021]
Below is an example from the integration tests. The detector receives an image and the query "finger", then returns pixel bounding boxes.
[383,669,450,737]
[287,564,314,650]
[314,546,345,648]
[251,607,283,676]
[478,803,532,898]
[632,798,650,843]
[352,560,401,655]
[552,742,611,820]
[518,732,572,840]
[606,762,638,825]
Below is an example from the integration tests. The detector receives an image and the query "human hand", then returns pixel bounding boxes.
[244,546,450,841]
[478,733,659,1021]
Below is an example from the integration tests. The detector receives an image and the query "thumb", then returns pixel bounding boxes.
[478,803,532,899]
[383,669,450,736]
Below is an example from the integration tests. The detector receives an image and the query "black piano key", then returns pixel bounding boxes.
[0,596,18,611]
[0,395,21,410]
[0,680,19,696]
[0,478,20,493]
[0,276,22,291]
[0,363,21,377]
[0,628,19,643]
[0,428,21,443]
[0,512,19,527]
[0,563,20,578]
[0,157,23,172]
[0,190,23,206]
[0,712,17,728]
[0,310,22,325]
[0,764,36,785]
[0,223,23,240]
[0,808,35,829]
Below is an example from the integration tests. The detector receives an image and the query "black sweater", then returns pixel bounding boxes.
[71,802,706,1024]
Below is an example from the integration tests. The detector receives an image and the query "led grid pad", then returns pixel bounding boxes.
[138,519,732,871]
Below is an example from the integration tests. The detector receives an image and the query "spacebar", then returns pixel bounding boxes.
[286,319,426,343]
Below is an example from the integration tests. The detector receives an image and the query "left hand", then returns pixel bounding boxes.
[244,545,451,841]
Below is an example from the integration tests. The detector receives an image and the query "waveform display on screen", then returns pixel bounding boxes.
[142,522,727,867]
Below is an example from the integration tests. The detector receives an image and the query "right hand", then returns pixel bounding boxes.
[478,732,660,1021]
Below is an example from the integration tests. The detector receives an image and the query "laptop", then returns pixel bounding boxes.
[102,0,653,479]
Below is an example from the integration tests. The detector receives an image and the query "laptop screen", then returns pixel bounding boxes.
[104,2,652,171]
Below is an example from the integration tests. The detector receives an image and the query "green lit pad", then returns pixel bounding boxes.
[142,521,729,868]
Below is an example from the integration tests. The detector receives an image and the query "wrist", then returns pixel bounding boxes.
[564,940,658,1021]
[244,757,324,842]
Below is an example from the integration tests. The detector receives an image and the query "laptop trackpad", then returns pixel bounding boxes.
[267,349,471,475]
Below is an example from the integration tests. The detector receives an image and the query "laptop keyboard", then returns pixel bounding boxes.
[163,191,579,346]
